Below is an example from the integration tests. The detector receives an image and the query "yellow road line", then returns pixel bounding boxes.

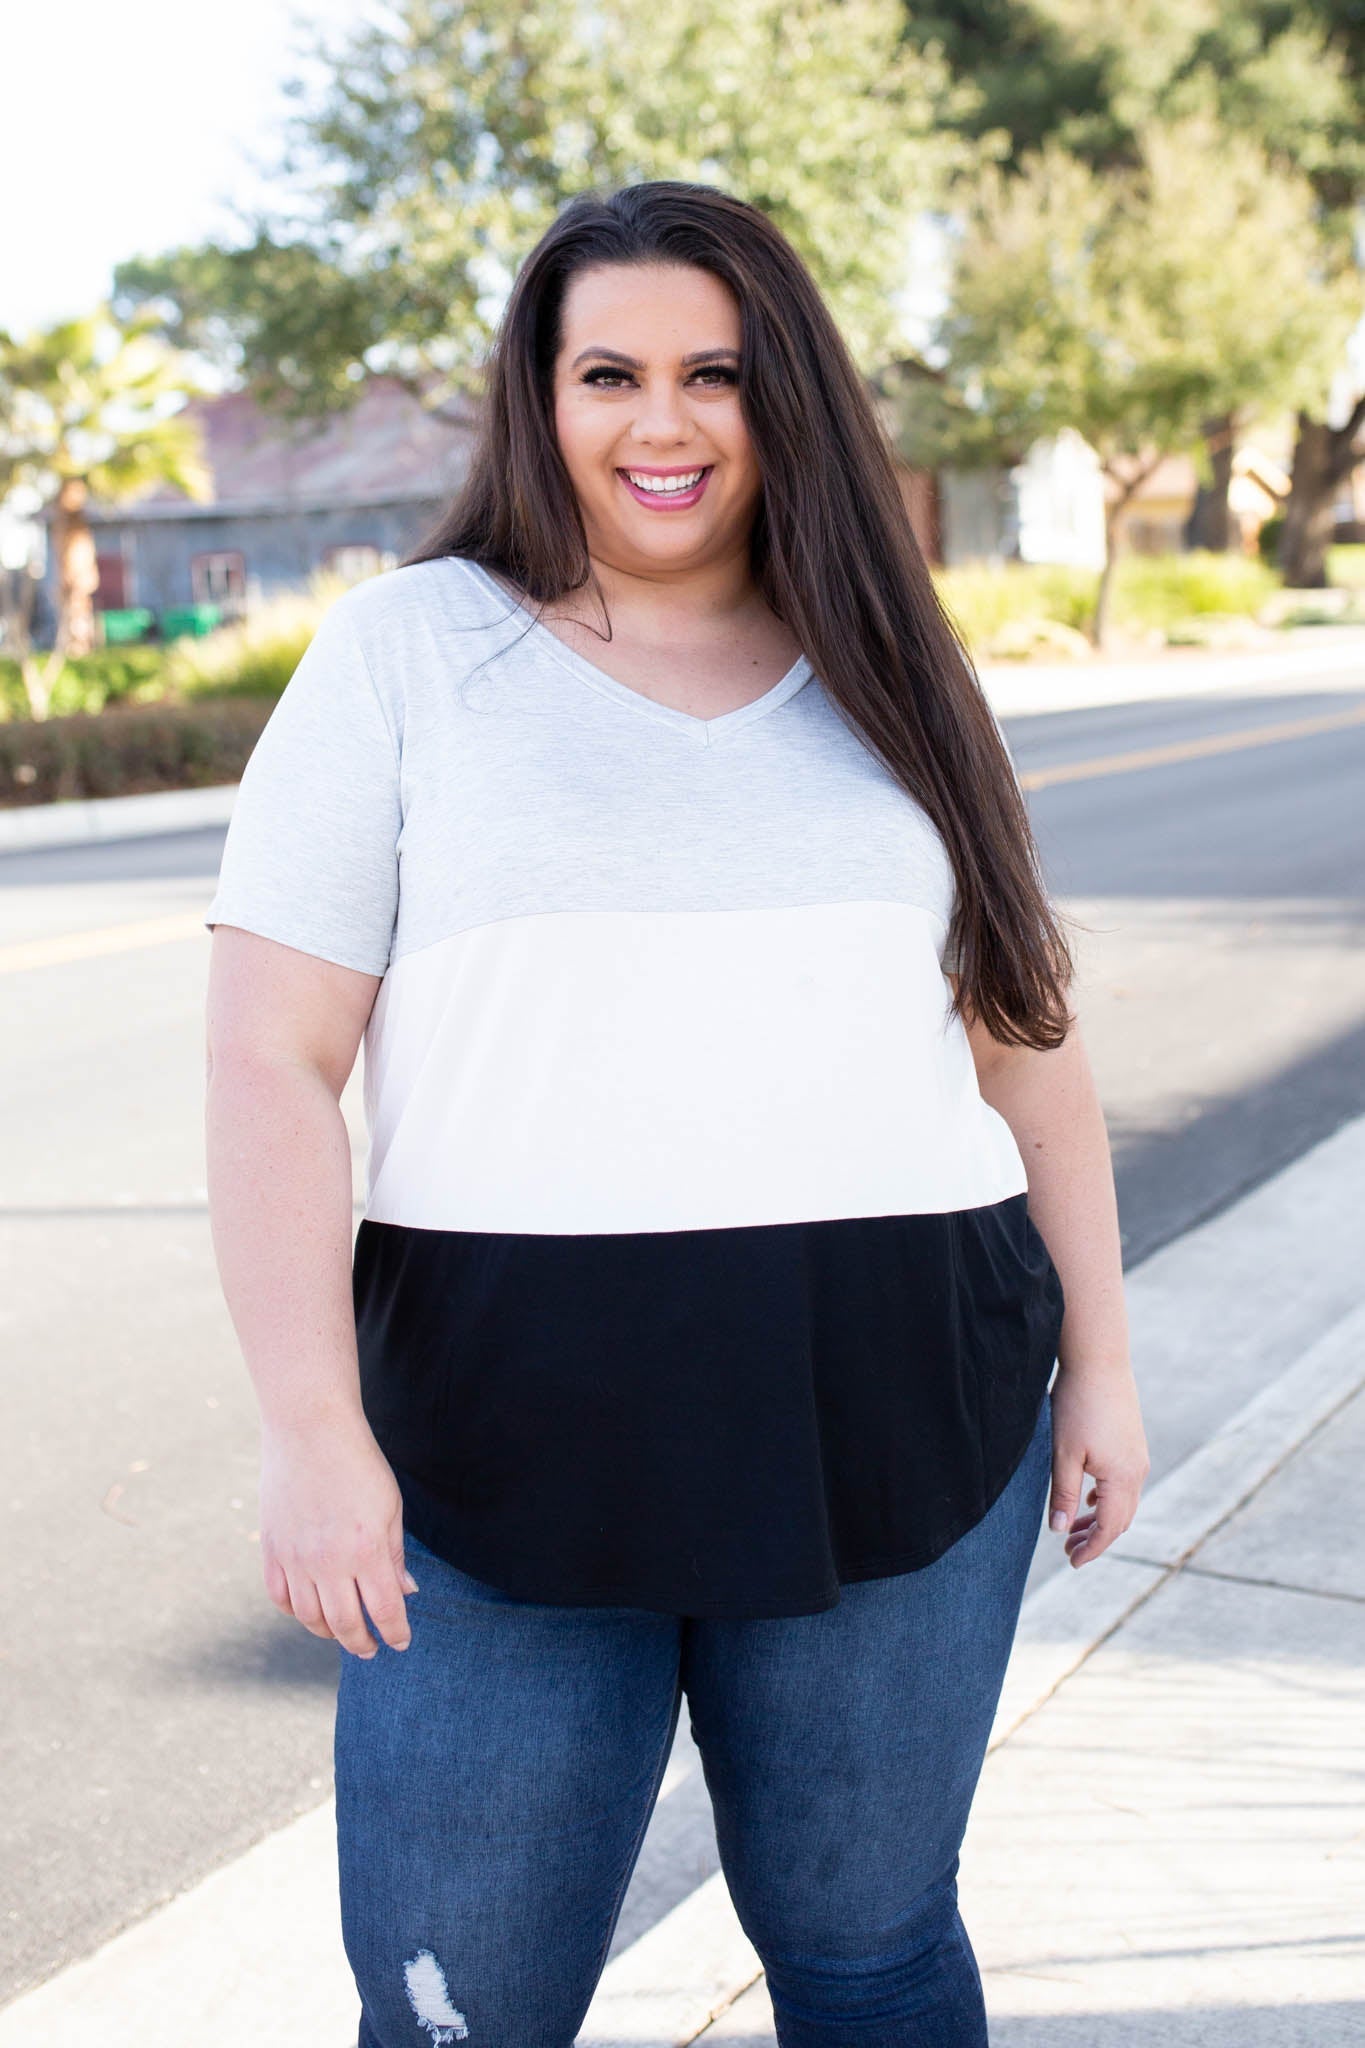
[0,910,205,976]
[1018,699,1365,792]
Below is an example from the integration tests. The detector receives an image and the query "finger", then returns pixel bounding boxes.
[1070,1479,1141,1565]
[357,1564,413,1653]
[317,1578,378,1660]
[284,1568,338,1642]
[391,1524,419,1597]
[262,1552,294,1616]
[1049,1445,1085,1533]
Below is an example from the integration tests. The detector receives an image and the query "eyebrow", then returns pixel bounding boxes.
[569,346,741,370]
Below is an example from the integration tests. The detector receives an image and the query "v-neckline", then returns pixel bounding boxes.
[462,559,813,746]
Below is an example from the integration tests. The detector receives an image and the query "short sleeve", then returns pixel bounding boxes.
[203,595,402,976]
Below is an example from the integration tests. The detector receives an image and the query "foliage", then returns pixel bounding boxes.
[921,110,1356,485]
[163,570,354,700]
[1256,512,1287,567]
[0,697,275,808]
[0,644,168,722]
[1110,549,1280,627]
[932,549,1283,657]
[0,570,354,722]
[0,304,211,506]
[0,303,214,714]
[113,0,984,417]
[934,561,1099,644]
[1326,543,1365,589]
[899,2,1365,591]
[900,0,1365,197]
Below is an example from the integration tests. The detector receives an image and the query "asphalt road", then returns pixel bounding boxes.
[2,668,1364,2006]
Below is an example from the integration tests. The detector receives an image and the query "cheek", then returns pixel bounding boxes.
[552,397,598,486]
[714,410,759,485]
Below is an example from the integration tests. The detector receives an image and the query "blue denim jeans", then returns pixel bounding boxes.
[334,1389,1052,2047]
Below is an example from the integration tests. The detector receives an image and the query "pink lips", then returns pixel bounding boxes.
[617,466,713,510]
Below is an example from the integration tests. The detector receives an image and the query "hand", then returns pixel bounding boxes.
[258,1409,418,1658]
[1048,1364,1150,1568]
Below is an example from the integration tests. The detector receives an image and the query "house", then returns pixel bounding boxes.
[41,374,479,626]
[1109,447,1291,557]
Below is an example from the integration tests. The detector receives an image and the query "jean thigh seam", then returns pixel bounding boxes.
[583,1672,684,1989]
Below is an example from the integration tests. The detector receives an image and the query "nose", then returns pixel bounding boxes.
[625,373,694,447]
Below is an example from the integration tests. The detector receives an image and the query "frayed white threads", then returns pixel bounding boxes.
[403,1948,470,2042]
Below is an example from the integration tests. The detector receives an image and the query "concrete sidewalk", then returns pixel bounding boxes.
[4,1120,1362,2045]
[700,1345,1365,2045]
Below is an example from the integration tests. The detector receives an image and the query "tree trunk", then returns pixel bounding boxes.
[1091,516,1120,650]
[51,477,100,660]
[1183,413,1235,552]
[1279,404,1365,588]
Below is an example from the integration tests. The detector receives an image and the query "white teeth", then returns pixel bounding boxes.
[623,469,705,494]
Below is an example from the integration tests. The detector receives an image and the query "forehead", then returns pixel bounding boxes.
[556,262,741,358]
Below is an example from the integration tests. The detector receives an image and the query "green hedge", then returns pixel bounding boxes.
[933,550,1284,658]
[0,645,174,721]
[0,697,276,808]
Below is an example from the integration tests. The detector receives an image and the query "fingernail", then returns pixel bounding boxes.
[1050,1511,1068,1532]
[402,1572,419,1592]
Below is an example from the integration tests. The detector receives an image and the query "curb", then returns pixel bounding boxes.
[0,783,238,853]
[988,1294,1365,1752]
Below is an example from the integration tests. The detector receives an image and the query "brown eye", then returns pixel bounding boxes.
[579,364,739,388]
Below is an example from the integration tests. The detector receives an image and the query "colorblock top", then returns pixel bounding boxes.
[204,555,1065,1617]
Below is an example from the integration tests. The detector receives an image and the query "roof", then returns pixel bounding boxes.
[80,374,480,525]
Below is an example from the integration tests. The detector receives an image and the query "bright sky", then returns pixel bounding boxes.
[5,0,376,335]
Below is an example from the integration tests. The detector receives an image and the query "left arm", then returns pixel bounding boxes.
[953,981,1150,1568]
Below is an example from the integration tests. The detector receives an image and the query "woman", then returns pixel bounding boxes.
[204,180,1149,2047]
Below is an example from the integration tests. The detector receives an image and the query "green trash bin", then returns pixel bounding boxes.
[160,603,223,639]
[100,607,155,645]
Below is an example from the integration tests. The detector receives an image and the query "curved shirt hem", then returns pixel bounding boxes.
[393,1376,1055,1623]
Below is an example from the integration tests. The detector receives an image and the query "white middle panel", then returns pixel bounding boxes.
[362,899,1027,1234]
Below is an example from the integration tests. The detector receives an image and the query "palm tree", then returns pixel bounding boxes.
[0,304,212,718]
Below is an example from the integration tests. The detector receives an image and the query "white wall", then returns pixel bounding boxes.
[1011,428,1107,569]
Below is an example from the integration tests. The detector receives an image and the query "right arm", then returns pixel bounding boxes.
[205,923,415,1659]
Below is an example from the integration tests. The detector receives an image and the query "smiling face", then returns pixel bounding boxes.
[551,261,763,580]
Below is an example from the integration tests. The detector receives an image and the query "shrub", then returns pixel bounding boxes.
[933,562,1098,652]
[1326,543,1365,590]
[933,550,1281,656]
[0,644,171,721]
[0,698,277,807]
[163,568,355,701]
[1257,513,1286,568]
[1112,550,1279,630]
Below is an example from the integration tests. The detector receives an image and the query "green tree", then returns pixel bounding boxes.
[0,307,210,718]
[921,114,1355,644]
[901,0,1365,580]
[115,0,983,422]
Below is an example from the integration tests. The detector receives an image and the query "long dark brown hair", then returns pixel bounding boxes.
[405,180,1075,1049]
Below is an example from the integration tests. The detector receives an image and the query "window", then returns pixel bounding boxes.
[322,543,383,585]
[95,552,128,609]
[191,551,247,617]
